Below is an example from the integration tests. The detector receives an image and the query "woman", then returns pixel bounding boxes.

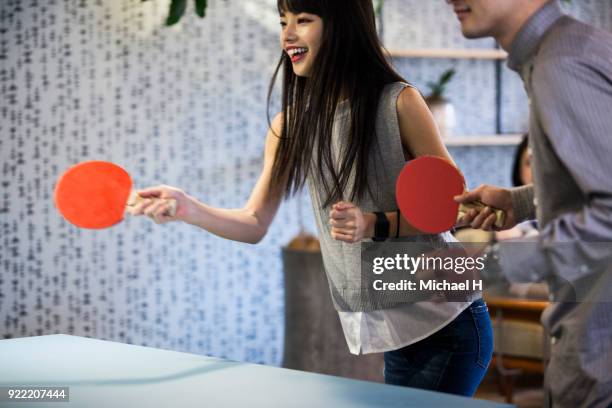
[511,134,533,187]
[130,0,492,396]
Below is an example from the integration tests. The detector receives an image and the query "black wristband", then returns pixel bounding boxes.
[395,209,401,238]
[372,212,389,242]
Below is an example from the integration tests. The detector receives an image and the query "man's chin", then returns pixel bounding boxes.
[461,26,489,39]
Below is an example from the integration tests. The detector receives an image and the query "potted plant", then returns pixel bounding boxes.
[425,68,456,139]
[142,0,208,26]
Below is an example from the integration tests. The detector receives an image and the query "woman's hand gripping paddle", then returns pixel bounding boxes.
[54,161,176,229]
[395,156,505,234]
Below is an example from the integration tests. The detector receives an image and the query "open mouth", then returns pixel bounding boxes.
[287,47,308,63]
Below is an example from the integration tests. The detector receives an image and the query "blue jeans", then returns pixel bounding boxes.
[383,299,493,396]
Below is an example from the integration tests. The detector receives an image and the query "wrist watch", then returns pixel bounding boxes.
[372,212,389,242]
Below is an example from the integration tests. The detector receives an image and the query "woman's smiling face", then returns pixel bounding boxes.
[279,11,323,77]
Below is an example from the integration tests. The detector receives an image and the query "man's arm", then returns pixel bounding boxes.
[510,184,536,223]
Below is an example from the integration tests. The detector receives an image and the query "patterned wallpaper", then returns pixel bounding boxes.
[0,0,298,364]
[1,0,610,365]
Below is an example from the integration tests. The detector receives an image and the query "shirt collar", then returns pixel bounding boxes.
[507,1,565,72]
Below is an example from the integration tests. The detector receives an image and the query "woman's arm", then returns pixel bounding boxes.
[128,114,286,244]
[396,86,454,163]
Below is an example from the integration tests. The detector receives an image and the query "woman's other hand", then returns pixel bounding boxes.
[329,201,373,243]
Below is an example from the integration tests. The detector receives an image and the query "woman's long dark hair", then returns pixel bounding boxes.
[267,0,406,208]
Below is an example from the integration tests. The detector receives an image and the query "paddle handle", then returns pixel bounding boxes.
[457,201,505,229]
[126,192,177,217]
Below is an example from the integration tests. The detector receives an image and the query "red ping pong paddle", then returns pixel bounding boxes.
[396,156,505,234]
[54,161,176,229]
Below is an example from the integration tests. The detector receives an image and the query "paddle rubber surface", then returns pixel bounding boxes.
[54,161,133,229]
[396,156,465,234]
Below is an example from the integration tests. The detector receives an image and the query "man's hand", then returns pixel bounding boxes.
[455,185,517,231]
[329,202,372,243]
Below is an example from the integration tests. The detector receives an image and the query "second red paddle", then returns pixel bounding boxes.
[395,156,505,234]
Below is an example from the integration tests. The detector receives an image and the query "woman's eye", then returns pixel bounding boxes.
[298,18,311,24]
[280,21,286,27]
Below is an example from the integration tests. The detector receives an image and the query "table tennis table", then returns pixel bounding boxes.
[0,335,513,407]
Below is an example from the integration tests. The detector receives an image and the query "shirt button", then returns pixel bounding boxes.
[533,197,538,206]
[551,336,558,345]
[580,265,589,274]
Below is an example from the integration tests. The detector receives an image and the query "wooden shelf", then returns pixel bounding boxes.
[486,296,549,315]
[490,355,544,373]
[387,48,507,60]
[444,135,523,146]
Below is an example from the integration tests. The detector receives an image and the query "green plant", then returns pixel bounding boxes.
[142,0,209,26]
[426,68,456,101]
[374,0,384,17]
[148,0,383,27]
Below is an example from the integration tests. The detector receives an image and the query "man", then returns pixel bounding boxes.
[447,0,612,407]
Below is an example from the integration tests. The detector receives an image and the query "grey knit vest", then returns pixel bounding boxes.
[307,82,459,312]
